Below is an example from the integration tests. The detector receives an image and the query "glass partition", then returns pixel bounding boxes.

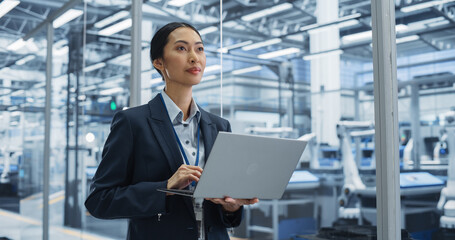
[219,1,378,239]
[0,26,47,239]
[395,1,455,239]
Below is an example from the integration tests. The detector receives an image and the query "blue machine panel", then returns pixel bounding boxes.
[400,172,444,188]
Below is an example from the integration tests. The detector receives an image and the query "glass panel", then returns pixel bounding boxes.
[75,2,131,239]
[0,2,47,238]
[396,1,455,239]
[222,1,378,239]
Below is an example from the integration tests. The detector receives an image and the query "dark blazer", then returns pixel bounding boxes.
[85,95,242,240]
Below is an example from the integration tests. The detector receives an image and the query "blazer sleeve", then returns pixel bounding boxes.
[85,111,167,219]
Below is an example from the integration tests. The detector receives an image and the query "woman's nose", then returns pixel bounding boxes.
[189,51,199,63]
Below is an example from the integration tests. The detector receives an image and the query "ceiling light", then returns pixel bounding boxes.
[242,38,282,51]
[80,85,97,92]
[168,0,195,7]
[204,65,221,73]
[83,62,106,72]
[53,9,83,28]
[303,49,343,61]
[241,3,293,22]
[94,10,129,29]
[7,38,26,51]
[338,19,359,28]
[99,87,123,95]
[97,96,111,102]
[258,47,300,59]
[85,132,95,143]
[342,24,408,43]
[199,26,218,35]
[15,55,36,65]
[99,18,132,36]
[396,35,420,44]
[217,40,253,53]
[202,75,217,81]
[337,13,362,21]
[232,65,262,75]
[0,1,20,19]
[401,0,455,13]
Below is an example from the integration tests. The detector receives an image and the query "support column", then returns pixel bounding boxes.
[130,0,142,107]
[371,0,401,239]
[43,22,53,240]
[309,0,341,146]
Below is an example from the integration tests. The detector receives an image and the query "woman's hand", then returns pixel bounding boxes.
[206,197,259,212]
[167,164,203,191]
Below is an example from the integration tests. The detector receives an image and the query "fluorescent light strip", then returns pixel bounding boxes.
[199,26,217,35]
[99,87,123,95]
[99,18,132,36]
[83,62,106,72]
[258,47,300,59]
[53,9,83,28]
[15,55,35,65]
[150,77,163,85]
[401,0,455,13]
[0,0,20,19]
[217,40,253,53]
[396,35,420,44]
[301,13,361,32]
[242,38,282,51]
[168,0,195,7]
[204,65,221,73]
[342,24,408,43]
[80,85,97,92]
[337,13,362,22]
[7,38,26,51]
[232,65,262,75]
[303,49,343,61]
[202,75,217,81]
[95,10,129,28]
[241,3,293,22]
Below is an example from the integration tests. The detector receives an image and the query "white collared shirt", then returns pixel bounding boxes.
[161,90,205,167]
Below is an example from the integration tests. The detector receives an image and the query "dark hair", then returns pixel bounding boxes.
[150,22,202,80]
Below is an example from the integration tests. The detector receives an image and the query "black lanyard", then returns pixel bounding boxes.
[159,93,200,167]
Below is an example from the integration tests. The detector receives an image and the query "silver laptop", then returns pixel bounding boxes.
[158,132,307,199]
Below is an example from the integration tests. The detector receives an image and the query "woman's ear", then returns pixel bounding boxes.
[153,59,164,72]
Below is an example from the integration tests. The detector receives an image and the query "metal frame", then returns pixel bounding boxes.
[43,22,53,240]
[371,0,401,239]
[130,0,142,107]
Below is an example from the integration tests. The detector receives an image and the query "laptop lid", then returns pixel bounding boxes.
[191,132,307,199]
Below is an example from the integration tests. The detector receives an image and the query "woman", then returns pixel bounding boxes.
[85,22,258,240]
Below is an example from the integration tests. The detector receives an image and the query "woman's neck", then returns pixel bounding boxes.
[164,84,193,121]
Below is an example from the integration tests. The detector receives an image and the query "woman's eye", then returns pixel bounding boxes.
[177,46,186,51]
[198,47,204,51]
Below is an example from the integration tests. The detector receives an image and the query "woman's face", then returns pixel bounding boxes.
[154,27,206,88]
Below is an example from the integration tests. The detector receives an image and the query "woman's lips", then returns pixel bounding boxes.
[186,67,201,74]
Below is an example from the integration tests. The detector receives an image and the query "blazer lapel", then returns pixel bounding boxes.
[147,95,182,173]
[199,108,217,162]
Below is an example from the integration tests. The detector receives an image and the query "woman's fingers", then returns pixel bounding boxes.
[167,165,203,189]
